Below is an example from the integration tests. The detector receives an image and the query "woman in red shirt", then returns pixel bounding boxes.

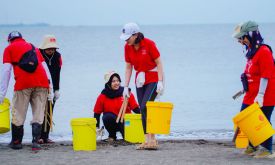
[93,71,140,142]
[233,21,275,158]
[120,23,165,150]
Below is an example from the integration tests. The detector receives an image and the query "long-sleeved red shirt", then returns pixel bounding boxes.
[93,92,139,116]
[243,45,275,106]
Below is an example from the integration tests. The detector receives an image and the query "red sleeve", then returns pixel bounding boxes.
[124,45,131,63]
[3,47,12,63]
[149,41,160,60]
[59,55,62,67]
[128,93,139,110]
[259,46,274,78]
[93,94,104,114]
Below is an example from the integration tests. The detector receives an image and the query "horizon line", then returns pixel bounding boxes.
[1,21,275,27]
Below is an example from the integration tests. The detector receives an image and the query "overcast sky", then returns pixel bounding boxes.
[0,0,275,26]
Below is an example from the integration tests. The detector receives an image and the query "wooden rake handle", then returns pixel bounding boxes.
[116,97,129,123]
[120,97,129,123]
[49,101,53,132]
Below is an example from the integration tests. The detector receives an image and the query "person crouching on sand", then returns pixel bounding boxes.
[232,21,275,158]
[93,71,140,142]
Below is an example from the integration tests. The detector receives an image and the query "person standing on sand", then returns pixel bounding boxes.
[120,23,164,150]
[38,35,62,144]
[0,31,53,151]
[232,21,275,158]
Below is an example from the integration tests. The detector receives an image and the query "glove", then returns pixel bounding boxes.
[48,91,54,102]
[123,86,130,98]
[255,94,264,107]
[156,81,164,95]
[54,90,60,101]
[96,126,105,139]
[0,95,5,104]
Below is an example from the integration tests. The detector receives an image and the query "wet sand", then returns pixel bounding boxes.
[0,140,274,165]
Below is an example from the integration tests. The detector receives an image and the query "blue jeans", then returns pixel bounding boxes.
[241,104,274,152]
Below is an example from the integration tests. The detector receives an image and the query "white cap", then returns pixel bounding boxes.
[120,22,140,41]
[104,71,117,83]
[39,35,59,49]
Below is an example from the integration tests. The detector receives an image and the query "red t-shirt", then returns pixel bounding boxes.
[243,45,275,106]
[3,38,49,91]
[93,93,139,116]
[124,38,160,85]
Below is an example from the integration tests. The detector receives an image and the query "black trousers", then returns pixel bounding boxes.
[136,82,158,134]
[41,101,55,140]
[103,112,124,140]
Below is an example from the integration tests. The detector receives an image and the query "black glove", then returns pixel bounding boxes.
[241,73,249,92]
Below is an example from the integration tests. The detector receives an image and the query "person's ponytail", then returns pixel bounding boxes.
[134,32,144,44]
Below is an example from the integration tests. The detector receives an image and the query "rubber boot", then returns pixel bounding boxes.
[32,123,42,151]
[9,124,24,150]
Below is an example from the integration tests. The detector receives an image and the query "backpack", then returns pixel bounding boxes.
[13,44,38,73]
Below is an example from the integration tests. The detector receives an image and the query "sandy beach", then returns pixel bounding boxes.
[0,140,274,165]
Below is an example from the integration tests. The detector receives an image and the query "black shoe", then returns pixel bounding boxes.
[32,142,41,151]
[9,140,23,150]
[32,123,42,151]
[10,124,24,150]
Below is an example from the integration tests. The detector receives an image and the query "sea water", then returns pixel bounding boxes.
[0,24,275,142]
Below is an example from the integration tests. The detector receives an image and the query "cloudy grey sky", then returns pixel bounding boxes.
[1,0,275,26]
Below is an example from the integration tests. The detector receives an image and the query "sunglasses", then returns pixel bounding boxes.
[238,36,244,40]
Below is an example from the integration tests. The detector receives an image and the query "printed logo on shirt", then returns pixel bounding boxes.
[141,49,147,55]
[247,60,253,73]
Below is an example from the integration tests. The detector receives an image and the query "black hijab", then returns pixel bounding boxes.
[244,31,264,59]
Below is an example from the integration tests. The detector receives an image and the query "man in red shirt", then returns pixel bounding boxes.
[233,21,275,158]
[0,31,53,151]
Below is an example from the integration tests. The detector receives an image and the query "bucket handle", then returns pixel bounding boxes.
[149,83,161,102]
[155,94,161,102]
[0,108,8,113]
[86,124,96,134]
[72,124,96,133]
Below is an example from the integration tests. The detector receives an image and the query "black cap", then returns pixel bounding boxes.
[8,31,22,42]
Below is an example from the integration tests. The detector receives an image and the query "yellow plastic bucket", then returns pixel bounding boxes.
[0,98,10,134]
[234,125,249,149]
[233,103,275,146]
[146,101,173,134]
[124,114,145,143]
[236,133,249,149]
[71,118,97,151]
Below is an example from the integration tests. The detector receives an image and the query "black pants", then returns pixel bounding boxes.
[103,112,124,140]
[136,82,158,134]
[41,101,55,140]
